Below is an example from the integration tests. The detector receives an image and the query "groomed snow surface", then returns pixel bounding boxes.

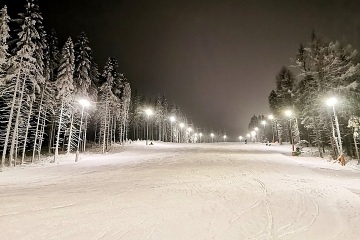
[1,142,360,240]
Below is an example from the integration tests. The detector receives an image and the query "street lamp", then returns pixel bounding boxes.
[254,127,259,142]
[327,97,342,155]
[223,135,227,142]
[261,120,266,142]
[239,136,243,142]
[251,131,256,143]
[179,122,185,142]
[199,133,203,143]
[187,127,192,143]
[75,99,90,162]
[170,116,176,142]
[285,110,294,152]
[145,108,153,145]
[211,133,214,143]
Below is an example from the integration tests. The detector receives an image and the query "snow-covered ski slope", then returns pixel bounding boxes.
[1,142,360,239]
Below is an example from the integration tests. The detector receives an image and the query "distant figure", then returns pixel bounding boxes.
[337,154,346,166]
[150,141,154,145]
[245,139,247,144]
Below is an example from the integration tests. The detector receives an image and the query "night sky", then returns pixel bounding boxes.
[4,0,360,140]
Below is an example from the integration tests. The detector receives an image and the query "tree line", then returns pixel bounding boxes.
[0,0,215,169]
[250,32,360,160]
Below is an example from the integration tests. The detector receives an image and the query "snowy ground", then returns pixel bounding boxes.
[1,142,360,240]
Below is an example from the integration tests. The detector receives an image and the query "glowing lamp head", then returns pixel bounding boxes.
[187,127,192,132]
[326,97,337,107]
[254,127,259,131]
[246,134,250,137]
[211,133,214,138]
[145,108,153,116]
[268,115,274,120]
[199,133,203,137]
[179,123,185,128]
[251,131,256,137]
[261,120,266,125]
[78,99,90,108]
[285,110,292,117]
[223,135,227,139]
[239,136,243,140]
[170,116,176,122]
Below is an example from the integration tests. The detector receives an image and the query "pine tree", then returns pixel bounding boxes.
[97,57,118,153]
[155,95,164,141]
[74,32,92,96]
[53,37,75,162]
[293,33,360,157]
[0,5,10,74]
[47,29,59,82]
[1,0,47,166]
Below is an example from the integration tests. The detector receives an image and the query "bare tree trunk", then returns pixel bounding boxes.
[14,131,19,166]
[102,101,107,153]
[38,114,46,161]
[48,118,55,154]
[32,90,44,162]
[54,100,64,163]
[1,56,23,168]
[9,73,28,165]
[22,99,33,164]
[354,134,360,164]
[83,115,87,151]
[66,112,74,154]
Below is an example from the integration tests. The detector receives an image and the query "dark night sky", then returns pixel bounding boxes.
[3,0,360,140]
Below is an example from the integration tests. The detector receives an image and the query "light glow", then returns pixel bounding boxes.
[78,99,90,108]
[285,110,292,117]
[145,108,153,116]
[326,97,337,107]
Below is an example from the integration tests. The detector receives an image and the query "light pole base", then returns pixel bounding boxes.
[75,151,79,162]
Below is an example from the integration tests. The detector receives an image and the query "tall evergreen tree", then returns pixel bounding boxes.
[0,5,10,72]
[53,37,75,162]
[1,0,46,166]
[74,32,92,97]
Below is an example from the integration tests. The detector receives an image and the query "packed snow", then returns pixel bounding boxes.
[1,142,360,240]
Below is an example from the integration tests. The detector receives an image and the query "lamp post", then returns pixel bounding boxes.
[199,133,202,143]
[145,108,153,145]
[187,127,192,143]
[251,131,256,143]
[327,97,342,155]
[170,116,176,143]
[268,115,275,143]
[261,120,266,142]
[75,99,90,162]
[179,123,184,143]
[254,127,259,142]
[285,110,294,152]
[211,133,214,143]
[223,135,227,142]
[239,136,243,142]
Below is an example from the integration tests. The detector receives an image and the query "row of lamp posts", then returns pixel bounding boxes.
[239,97,343,157]
[143,108,226,144]
[76,97,347,160]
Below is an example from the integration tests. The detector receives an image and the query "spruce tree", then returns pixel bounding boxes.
[53,37,75,162]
